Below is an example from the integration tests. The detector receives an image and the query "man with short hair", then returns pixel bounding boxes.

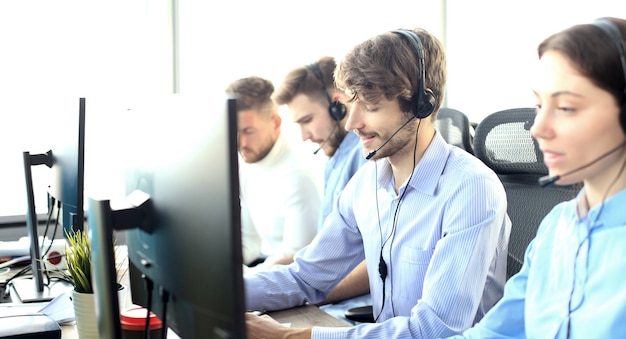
[244,28,511,339]
[273,56,370,319]
[226,76,321,271]
[274,56,365,230]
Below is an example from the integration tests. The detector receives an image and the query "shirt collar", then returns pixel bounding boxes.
[578,186,626,229]
[328,131,361,166]
[376,131,450,196]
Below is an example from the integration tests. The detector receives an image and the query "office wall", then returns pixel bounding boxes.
[0,1,151,220]
[174,0,445,147]
[445,0,625,123]
[1,0,625,226]
[0,0,445,222]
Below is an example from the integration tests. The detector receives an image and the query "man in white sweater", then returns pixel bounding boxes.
[226,76,322,271]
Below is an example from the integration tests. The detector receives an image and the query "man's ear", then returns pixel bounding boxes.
[331,90,347,104]
[271,113,282,130]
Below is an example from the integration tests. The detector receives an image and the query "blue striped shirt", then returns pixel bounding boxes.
[245,132,511,338]
[320,131,366,230]
[450,187,626,339]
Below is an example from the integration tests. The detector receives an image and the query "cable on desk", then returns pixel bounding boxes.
[3,265,32,300]
[0,256,31,270]
[142,274,154,339]
[42,202,61,256]
[12,197,64,290]
[159,286,169,339]
[40,198,59,256]
[41,200,61,286]
[0,264,27,302]
[6,265,32,285]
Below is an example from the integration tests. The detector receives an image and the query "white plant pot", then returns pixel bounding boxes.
[72,284,128,339]
[72,290,99,339]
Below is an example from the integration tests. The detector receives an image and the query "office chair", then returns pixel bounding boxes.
[473,107,580,279]
[435,107,475,155]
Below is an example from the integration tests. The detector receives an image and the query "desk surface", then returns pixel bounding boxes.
[2,247,350,338]
[269,304,350,328]
[1,284,349,338]
[59,304,349,338]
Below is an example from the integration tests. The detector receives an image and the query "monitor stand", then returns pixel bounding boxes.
[9,278,73,303]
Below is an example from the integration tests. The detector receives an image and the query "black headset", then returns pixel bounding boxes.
[592,19,626,134]
[307,62,347,121]
[391,30,437,120]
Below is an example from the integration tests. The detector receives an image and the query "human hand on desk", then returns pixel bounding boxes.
[245,312,311,339]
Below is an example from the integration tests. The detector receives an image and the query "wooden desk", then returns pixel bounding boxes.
[268,304,350,328]
[4,247,350,338]
[59,304,349,338]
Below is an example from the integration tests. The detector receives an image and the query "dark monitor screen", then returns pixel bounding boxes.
[89,95,246,338]
[48,99,86,234]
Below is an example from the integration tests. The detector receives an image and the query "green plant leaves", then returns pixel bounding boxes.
[60,229,126,294]
[65,229,93,294]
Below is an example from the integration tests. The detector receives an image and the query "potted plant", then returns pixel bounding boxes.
[64,229,93,294]
[62,229,127,339]
[62,229,128,292]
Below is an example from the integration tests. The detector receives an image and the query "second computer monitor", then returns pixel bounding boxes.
[89,94,246,338]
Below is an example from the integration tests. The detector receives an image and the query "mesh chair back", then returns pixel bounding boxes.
[473,107,580,279]
[435,107,474,155]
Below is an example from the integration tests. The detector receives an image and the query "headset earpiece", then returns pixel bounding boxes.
[329,101,347,121]
[592,19,626,134]
[413,89,436,119]
[392,29,436,120]
[307,62,347,121]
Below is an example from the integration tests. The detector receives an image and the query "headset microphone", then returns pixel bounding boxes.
[365,117,415,160]
[313,142,326,155]
[538,173,566,189]
[538,140,626,188]
[313,123,339,155]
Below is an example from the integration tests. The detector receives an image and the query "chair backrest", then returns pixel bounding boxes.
[435,107,474,155]
[473,107,580,279]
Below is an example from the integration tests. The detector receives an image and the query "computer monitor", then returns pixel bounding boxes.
[89,95,246,338]
[47,97,86,235]
[13,97,85,303]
